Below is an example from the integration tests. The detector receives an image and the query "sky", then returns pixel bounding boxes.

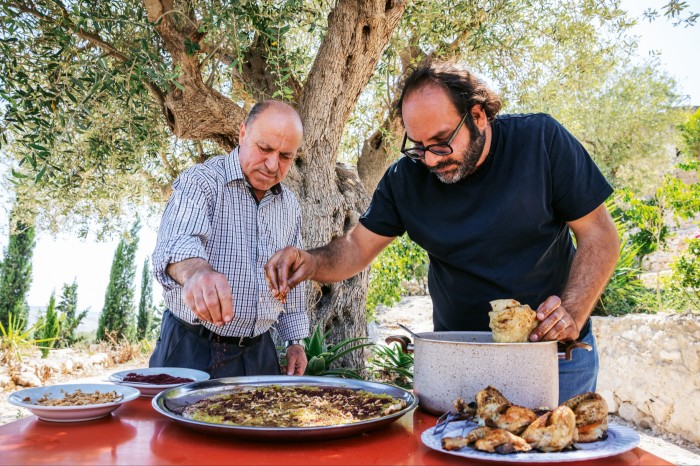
[622,0,700,106]
[1,0,699,331]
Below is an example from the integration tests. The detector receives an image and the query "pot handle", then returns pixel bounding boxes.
[385,335,414,354]
[557,340,592,361]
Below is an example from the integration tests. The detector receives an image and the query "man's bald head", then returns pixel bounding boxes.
[245,100,302,132]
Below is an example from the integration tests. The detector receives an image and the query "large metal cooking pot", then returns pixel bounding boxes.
[386,331,591,415]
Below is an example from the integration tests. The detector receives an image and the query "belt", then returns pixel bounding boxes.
[172,313,263,347]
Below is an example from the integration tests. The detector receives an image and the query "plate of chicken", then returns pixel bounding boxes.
[421,386,640,462]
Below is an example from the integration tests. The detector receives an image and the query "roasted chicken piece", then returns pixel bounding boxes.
[442,426,532,454]
[476,386,537,434]
[562,392,609,442]
[453,396,476,420]
[521,405,578,452]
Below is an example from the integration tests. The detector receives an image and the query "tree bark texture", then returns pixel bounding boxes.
[293,0,405,367]
[145,0,247,151]
[357,117,404,193]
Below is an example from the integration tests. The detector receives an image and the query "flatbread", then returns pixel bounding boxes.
[488,299,538,343]
[488,299,521,313]
[182,385,406,427]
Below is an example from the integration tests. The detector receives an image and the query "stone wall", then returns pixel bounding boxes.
[594,314,700,444]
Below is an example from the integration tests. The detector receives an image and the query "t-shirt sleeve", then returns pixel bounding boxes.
[545,115,614,221]
[359,164,406,238]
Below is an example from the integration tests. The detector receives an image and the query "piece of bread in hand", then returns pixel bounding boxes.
[488,299,538,343]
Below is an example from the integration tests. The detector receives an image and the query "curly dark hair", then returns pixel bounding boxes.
[395,60,502,125]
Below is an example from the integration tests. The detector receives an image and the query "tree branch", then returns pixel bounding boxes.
[143,0,245,150]
[11,0,166,108]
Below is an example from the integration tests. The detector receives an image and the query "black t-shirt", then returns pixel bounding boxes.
[359,113,614,331]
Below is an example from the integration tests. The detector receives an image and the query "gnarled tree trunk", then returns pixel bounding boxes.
[291,0,405,367]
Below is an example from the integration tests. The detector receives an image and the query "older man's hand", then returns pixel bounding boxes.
[284,344,307,376]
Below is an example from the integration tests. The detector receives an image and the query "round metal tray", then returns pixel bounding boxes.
[151,375,417,440]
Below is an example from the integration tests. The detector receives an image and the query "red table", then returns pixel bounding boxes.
[0,397,671,465]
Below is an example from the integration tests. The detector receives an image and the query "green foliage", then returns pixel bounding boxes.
[97,220,140,341]
[149,302,165,340]
[595,199,650,316]
[0,206,36,329]
[615,189,670,258]
[55,280,88,347]
[678,108,700,161]
[136,257,153,341]
[0,312,55,364]
[595,237,650,316]
[515,59,684,192]
[0,0,323,232]
[303,324,373,379]
[615,177,700,259]
[36,292,61,357]
[0,0,682,236]
[367,234,428,316]
[642,1,698,27]
[368,343,414,389]
[668,238,700,312]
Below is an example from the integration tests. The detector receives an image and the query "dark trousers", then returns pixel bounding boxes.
[149,310,281,378]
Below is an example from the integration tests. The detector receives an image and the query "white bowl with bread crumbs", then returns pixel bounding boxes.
[7,383,140,422]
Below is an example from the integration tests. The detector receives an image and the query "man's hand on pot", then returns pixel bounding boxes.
[529,295,580,342]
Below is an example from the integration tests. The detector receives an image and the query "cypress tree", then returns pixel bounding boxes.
[56,280,89,347]
[38,292,60,358]
[0,206,36,329]
[97,220,140,341]
[136,256,153,340]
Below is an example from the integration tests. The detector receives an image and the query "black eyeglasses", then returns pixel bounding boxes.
[400,111,470,160]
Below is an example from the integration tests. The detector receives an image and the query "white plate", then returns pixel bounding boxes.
[7,383,140,422]
[109,367,210,397]
[422,421,640,463]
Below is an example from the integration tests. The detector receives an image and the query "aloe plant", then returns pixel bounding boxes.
[369,343,414,389]
[303,324,374,379]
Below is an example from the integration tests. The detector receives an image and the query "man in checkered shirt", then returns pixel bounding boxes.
[149,100,309,378]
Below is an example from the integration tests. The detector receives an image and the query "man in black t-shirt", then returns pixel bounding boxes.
[265,61,620,402]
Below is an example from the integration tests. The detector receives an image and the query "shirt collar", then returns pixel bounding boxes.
[225,147,282,196]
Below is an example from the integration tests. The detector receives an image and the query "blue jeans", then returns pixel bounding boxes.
[558,319,599,403]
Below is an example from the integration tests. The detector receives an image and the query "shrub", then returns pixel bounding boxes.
[668,237,700,312]
[596,237,651,316]
[37,293,61,358]
[366,234,428,317]
[56,280,88,347]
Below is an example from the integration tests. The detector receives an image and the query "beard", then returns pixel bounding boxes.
[429,129,487,184]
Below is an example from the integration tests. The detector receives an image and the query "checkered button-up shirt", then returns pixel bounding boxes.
[152,148,309,341]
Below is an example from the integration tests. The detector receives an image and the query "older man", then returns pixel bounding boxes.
[151,100,309,378]
[265,61,619,402]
